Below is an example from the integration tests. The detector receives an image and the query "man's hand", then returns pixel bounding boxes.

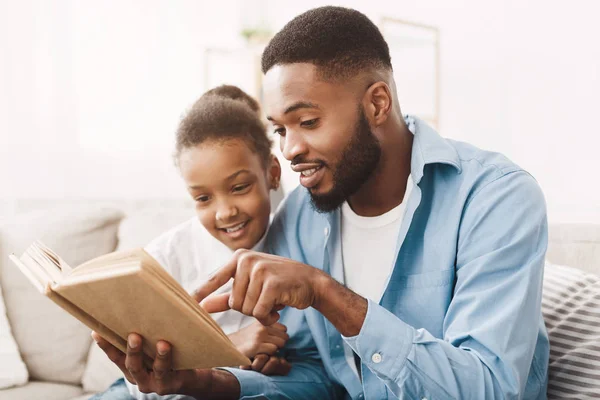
[91,331,240,398]
[228,320,289,358]
[194,249,330,326]
[195,249,369,337]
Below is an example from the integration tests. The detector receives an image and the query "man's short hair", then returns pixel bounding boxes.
[261,6,392,80]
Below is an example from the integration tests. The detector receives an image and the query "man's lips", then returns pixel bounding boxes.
[295,164,326,188]
[291,163,323,174]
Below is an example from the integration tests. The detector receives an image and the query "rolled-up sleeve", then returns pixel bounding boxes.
[223,357,341,400]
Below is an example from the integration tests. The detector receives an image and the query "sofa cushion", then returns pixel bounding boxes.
[0,284,28,389]
[81,341,122,393]
[0,206,124,385]
[543,261,600,399]
[116,206,195,251]
[0,381,83,400]
[548,223,600,275]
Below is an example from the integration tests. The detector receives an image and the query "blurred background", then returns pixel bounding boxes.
[1,0,599,223]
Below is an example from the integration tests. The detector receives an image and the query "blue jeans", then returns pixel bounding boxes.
[88,378,133,400]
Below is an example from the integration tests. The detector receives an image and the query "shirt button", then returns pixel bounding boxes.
[335,344,341,349]
[371,352,382,363]
[324,227,329,236]
[358,395,364,399]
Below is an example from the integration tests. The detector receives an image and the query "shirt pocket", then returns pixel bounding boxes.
[383,268,455,336]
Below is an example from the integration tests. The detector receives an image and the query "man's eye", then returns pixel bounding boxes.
[233,184,251,193]
[195,195,210,203]
[300,118,318,128]
[273,127,286,136]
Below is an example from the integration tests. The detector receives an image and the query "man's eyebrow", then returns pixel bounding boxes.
[266,101,320,121]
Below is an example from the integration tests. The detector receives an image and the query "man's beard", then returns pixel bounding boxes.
[309,108,382,213]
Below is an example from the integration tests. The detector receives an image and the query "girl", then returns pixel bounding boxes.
[93,85,290,399]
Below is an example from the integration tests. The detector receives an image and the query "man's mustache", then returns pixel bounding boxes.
[291,157,327,167]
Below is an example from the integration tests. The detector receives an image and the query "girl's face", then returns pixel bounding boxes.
[178,138,280,251]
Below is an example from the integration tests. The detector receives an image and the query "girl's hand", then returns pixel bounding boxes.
[227,320,289,358]
[240,354,292,376]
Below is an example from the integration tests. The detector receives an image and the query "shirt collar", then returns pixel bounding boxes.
[405,115,462,185]
[322,115,461,226]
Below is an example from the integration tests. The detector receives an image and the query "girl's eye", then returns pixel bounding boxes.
[195,195,210,203]
[273,127,286,136]
[300,118,318,128]
[233,184,251,193]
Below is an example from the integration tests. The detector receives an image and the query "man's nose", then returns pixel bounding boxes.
[281,128,308,162]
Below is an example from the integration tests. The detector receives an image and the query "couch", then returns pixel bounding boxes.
[0,199,598,399]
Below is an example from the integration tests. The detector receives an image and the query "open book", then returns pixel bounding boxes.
[9,242,250,370]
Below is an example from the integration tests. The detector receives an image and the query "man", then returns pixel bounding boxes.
[96,6,549,399]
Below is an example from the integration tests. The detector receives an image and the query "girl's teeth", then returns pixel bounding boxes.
[225,222,246,233]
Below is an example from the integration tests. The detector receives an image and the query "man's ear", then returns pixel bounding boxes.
[362,81,393,127]
[268,155,282,190]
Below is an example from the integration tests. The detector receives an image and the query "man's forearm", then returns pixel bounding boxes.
[313,272,368,337]
[180,369,240,400]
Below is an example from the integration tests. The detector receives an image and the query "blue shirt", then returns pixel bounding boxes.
[226,116,549,399]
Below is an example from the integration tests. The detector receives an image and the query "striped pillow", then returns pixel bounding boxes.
[543,261,600,399]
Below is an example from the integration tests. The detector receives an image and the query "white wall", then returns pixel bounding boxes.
[1,0,599,223]
[0,0,247,200]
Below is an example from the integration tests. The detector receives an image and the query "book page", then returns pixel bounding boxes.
[25,242,63,283]
[69,248,148,276]
[35,241,73,275]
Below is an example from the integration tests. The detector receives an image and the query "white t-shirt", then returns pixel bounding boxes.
[127,217,262,399]
[341,175,413,377]
[341,175,413,303]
